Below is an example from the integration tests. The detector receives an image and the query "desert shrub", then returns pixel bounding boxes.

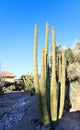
[65,42,80,110]
[65,48,74,64]
[14,79,25,91]
[3,85,15,92]
[70,81,80,110]
[67,63,80,82]
[20,74,34,93]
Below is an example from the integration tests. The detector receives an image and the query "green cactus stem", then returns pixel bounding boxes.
[44,22,50,118]
[57,54,62,119]
[45,22,48,55]
[33,25,42,117]
[44,22,48,86]
[33,23,66,129]
[40,48,50,126]
[58,49,66,119]
[50,27,58,127]
[44,22,49,85]
[58,55,62,83]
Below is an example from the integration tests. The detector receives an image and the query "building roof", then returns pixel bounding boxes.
[0,71,16,78]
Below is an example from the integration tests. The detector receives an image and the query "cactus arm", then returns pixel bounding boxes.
[45,22,48,54]
[33,25,42,116]
[58,49,66,119]
[58,55,62,83]
[44,22,51,118]
[50,27,57,125]
[40,48,50,126]
[44,22,49,84]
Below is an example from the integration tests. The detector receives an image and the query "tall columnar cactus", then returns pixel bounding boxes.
[58,55,62,83]
[50,27,58,127]
[40,22,51,127]
[58,49,66,119]
[44,22,49,88]
[44,22,49,91]
[44,22,50,118]
[33,25,42,117]
[57,54,62,117]
[44,22,48,55]
[33,23,66,129]
[40,48,50,126]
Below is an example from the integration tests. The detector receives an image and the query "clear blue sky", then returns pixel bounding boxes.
[0,0,80,78]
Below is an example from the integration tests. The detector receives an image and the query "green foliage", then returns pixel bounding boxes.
[65,42,80,111]
[3,85,15,92]
[73,41,80,50]
[65,48,74,64]
[73,50,80,63]
[67,63,80,82]
[21,74,34,92]
[65,42,80,64]
[65,42,80,82]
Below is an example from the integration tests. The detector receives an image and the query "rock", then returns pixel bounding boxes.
[54,111,80,130]
[35,124,41,130]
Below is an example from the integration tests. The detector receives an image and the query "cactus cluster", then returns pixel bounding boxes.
[33,23,66,129]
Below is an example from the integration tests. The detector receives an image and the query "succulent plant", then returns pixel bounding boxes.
[33,23,66,129]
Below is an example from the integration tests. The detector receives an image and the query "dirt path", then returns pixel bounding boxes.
[0,92,41,130]
[1,92,80,130]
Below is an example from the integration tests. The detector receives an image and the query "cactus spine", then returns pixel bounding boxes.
[50,27,58,126]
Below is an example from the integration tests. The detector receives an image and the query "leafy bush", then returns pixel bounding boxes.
[70,81,80,110]
[20,74,34,93]
[3,85,15,92]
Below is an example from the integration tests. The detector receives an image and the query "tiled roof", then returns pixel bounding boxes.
[0,71,16,78]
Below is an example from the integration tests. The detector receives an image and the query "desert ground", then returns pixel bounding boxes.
[0,92,41,130]
[0,92,80,130]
